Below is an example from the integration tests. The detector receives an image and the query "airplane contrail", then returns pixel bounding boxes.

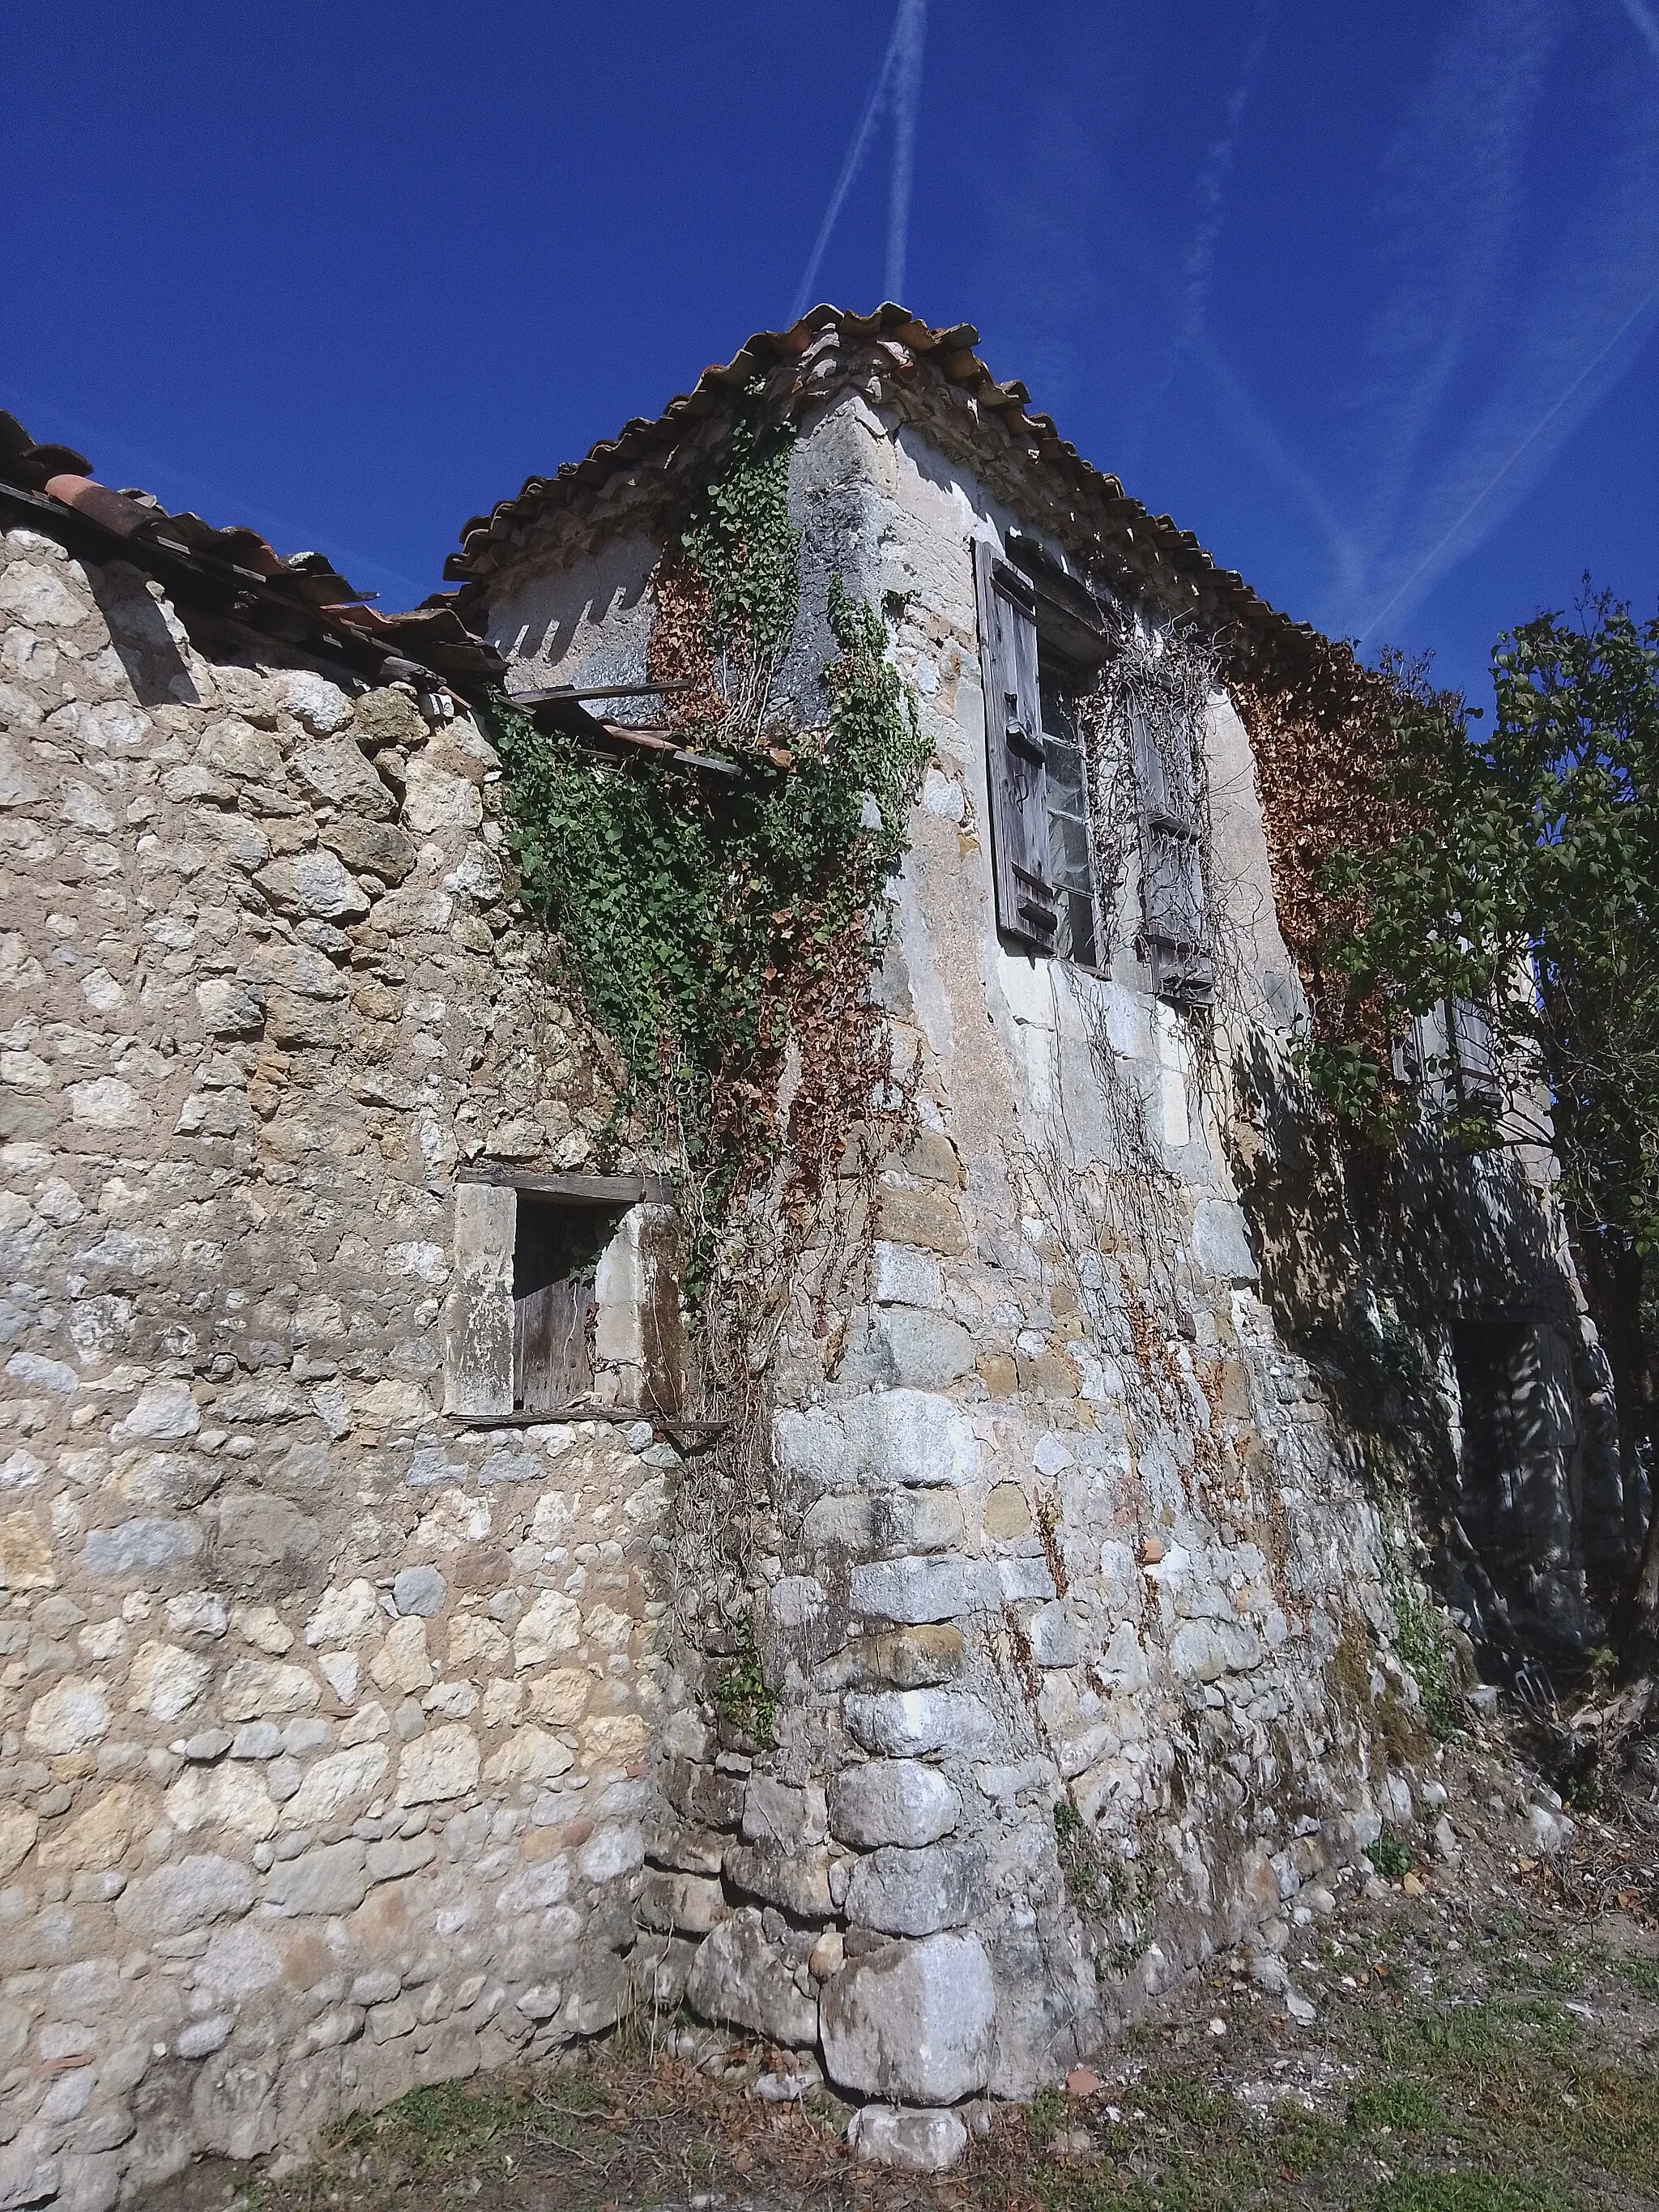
[791,0,928,322]
[1358,269,1659,642]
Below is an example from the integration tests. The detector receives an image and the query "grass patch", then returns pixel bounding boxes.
[1351,2078,1443,2133]
[1373,2174,1578,2212]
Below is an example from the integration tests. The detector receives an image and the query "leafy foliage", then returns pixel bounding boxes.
[679,400,800,667]
[1316,595,1659,1243]
[1311,591,1659,1643]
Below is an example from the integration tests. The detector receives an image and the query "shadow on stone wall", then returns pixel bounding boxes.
[1227,1034,1621,1690]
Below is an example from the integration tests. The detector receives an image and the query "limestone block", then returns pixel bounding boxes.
[981,1481,1034,1540]
[576,1822,646,1883]
[323,818,417,883]
[353,1378,432,1428]
[194,977,266,1038]
[996,1558,1057,1603]
[724,1843,834,1919]
[114,1852,254,1938]
[403,757,483,834]
[235,1605,295,1655]
[238,940,348,1000]
[872,1242,943,1309]
[1026,1603,1085,1669]
[866,1310,975,1388]
[820,1930,996,2103]
[878,1187,966,1255]
[638,1872,727,1936]
[0,1809,37,1881]
[197,715,284,780]
[0,558,86,625]
[740,1777,829,1850]
[526,1669,588,1725]
[804,1486,964,1555]
[366,1834,435,1883]
[191,812,271,872]
[857,1625,966,1687]
[265,668,352,734]
[254,851,370,922]
[481,1728,574,1785]
[7,1349,78,1394]
[774,1389,979,1497]
[829,1760,961,1849]
[844,1841,984,1936]
[222,1657,320,1721]
[1167,1617,1260,1681]
[164,1763,277,1839]
[845,1689,996,1758]
[684,1907,820,2048]
[279,1745,389,1829]
[305,1579,382,1647]
[1192,1200,1258,1283]
[664,1758,745,1829]
[111,1381,199,1443]
[447,1613,510,1670]
[24,1676,111,1755]
[353,686,428,748]
[493,1858,569,1913]
[583,1711,651,1764]
[392,1566,446,1617]
[849,1554,996,1625]
[266,1839,369,1916]
[513,1590,581,1668]
[128,1639,211,1720]
[397,1723,480,1805]
[848,2106,967,2173]
[292,737,397,820]
[0,734,44,806]
[369,1618,432,1694]
[1095,1620,1148,1691]
[36,1782,146,1873]
[0,1509,54,1590]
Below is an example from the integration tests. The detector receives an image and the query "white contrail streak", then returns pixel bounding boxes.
[885,0,927,302]
[1619,0,1659,66]
[791,0,927,323]
[1358,271,1659,642]
[1129,5,1273,457]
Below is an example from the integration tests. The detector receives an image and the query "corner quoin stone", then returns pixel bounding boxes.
[820,1929,996,2103]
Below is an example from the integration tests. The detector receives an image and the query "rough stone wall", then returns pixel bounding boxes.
[0,527,681,2210]
[480,394,1454,2129]
[0,365,1610,2201]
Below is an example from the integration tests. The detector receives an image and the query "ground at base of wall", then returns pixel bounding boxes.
[135,1746,1659,2212]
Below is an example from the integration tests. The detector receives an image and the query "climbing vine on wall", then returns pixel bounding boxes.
[479,388,927,1328]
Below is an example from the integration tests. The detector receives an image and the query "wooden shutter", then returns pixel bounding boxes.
[975,539,1060,950]
[1451,996,1501,1108]
[514,1276,595,1412]
[1131,705,1212,1002]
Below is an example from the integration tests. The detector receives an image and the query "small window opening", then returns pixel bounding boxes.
[511,1198,625,1413]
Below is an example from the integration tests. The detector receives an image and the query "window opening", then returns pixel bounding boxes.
[511,1197,624,1413]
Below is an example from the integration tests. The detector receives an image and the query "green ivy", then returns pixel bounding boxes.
[712,1616,776,1749]
[477,394,927,1255]
[680,391,800,663]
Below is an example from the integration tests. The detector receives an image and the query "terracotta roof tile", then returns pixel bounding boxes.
[442,302,1355,691]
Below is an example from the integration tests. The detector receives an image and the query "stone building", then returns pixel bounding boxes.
[0,307,1618,2203]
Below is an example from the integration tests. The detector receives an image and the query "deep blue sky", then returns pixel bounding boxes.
[5,1,1658,705]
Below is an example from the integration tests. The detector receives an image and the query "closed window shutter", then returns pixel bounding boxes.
[1131,705,1211,1001]
[1451,996,1501,1107]
[975,539,1060,950]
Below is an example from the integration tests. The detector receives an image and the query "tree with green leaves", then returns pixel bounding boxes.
[1316,590,1659,1665]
